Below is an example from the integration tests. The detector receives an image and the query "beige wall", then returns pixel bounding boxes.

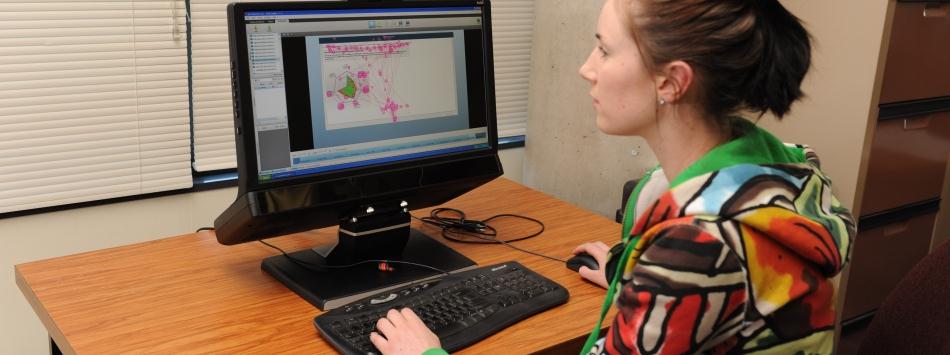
[523,0,890,218]
[523,0,650,217]
[0,148,522,355]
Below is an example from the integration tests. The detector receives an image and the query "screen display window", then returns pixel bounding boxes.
[243,7,490,183]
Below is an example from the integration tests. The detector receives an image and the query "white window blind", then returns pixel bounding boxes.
[491,0,534,138]
[0,0,192,214]
[189,0,535,172]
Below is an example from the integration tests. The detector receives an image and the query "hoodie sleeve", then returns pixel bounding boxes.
[591,223,748,354]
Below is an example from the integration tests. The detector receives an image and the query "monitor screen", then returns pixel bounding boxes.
[241,6,492,184]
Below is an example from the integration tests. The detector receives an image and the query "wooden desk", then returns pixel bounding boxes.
[16,178,620,354]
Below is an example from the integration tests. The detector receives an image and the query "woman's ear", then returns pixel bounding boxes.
[655,60,694,104]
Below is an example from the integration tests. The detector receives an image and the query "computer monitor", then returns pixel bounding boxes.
[214,0,503,310]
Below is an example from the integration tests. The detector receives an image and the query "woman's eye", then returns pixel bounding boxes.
[598,46,608,57]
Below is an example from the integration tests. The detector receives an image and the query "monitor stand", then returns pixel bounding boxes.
[261,200,476,310]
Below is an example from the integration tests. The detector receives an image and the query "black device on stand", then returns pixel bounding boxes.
[215,0,502,310]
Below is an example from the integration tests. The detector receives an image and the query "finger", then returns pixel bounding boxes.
[571,245,582,255]
[591,250,608,265]
[400,308,429,331]
[572,243,607,262]
[578,266,595,280]
[386,308,407,328]
[376,316,395,335]
[400,307,420,322]
[369,332,388,350]
[572,242,595,255]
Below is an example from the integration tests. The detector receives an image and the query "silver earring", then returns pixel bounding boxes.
[658,97,667,105]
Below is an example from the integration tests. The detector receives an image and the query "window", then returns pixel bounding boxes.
[0,1,191,214]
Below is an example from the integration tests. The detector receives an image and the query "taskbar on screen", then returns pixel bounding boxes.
[258,143,489,183]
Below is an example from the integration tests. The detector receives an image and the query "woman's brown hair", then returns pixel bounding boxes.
[621,0,812,121]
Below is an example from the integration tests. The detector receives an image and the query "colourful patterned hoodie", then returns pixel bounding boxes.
[585,118,856,354]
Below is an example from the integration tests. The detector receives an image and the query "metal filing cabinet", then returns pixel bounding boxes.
[844,0,950,322]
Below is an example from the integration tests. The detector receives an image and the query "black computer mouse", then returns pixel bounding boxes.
[566,253,599,272]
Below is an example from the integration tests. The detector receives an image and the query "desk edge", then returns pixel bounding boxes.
[16,265,77,355]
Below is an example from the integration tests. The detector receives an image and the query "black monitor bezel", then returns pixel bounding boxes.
[227,0,498,195]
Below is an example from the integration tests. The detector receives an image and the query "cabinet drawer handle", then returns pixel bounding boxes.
[924,4,947,18]
[883,221,910,237]
[903,115,932,130]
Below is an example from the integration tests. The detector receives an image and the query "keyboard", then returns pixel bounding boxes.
[314,261,569,354]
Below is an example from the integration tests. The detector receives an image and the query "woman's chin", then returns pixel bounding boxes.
[595,117,622,135]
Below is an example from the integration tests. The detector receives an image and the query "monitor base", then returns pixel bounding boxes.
[261,229,476,310]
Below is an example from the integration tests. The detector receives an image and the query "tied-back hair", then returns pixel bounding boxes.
[621,0,812,121]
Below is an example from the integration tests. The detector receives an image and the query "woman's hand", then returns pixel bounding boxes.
[369,308,441,355]
[572,241,610,289]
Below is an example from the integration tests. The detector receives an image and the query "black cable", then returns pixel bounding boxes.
[414,208,566,263]
[257,239,450,275]
[192,227,448,274]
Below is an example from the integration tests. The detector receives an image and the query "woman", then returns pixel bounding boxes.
[370,0,855,354]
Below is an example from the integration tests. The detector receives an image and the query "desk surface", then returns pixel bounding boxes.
[16,178,620,354]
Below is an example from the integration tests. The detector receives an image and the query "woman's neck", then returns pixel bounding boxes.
[645,108,730,183]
